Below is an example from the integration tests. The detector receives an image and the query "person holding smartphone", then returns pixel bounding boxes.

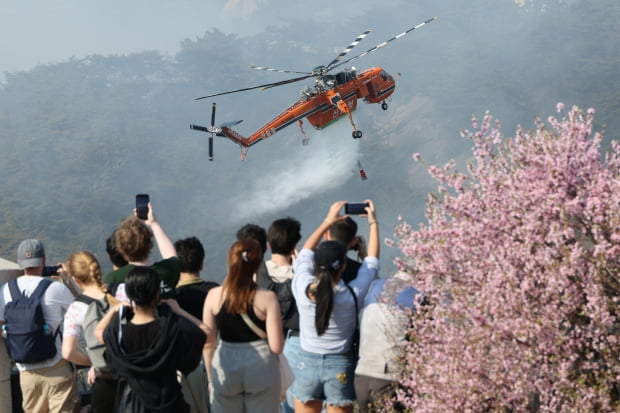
[105,199,181,301]
[325,216,367,284]
[290,200,380,413]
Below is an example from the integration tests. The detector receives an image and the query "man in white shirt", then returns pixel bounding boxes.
[354,272,420,413]
[0,239,78,413]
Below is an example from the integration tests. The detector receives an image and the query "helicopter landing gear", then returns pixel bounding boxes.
[346,106,362,139]
[381,101,388,110]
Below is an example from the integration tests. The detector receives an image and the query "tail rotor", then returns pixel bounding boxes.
[190,102,219,161]
[189,103,249,160]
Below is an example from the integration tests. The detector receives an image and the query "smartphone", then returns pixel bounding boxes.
[42,265,62,277]
[345,202,368,215]
[136,194,149,220]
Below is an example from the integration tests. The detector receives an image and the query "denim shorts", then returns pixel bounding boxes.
[290,347,355,407]
[282,335,301,412]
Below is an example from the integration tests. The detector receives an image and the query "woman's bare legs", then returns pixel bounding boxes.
[294,398,323,413]
[326,403,354,413]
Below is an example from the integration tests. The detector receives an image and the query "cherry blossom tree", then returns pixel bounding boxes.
[387,105,620,412]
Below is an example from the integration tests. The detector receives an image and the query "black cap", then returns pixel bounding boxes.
[314,241,347,271]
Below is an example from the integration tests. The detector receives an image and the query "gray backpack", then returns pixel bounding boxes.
[74,294,110,372]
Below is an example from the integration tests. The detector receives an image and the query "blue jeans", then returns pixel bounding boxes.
[281,334,300,413]
[289,346,355,407]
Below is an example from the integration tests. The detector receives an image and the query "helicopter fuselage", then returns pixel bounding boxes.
[219,67,395,149]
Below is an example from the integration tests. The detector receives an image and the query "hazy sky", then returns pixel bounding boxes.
[0,1,225,77]
[0,0,385,80]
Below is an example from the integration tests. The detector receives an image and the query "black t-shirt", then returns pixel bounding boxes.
[176,279,219,320]
[121,319,161,354]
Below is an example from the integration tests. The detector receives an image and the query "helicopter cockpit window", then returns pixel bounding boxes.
[330,94,342,105]
[380,70,389,81]
[334,67,358,85]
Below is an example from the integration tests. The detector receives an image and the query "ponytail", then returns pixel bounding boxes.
[311,240,347,336]
[223,239,262,314]
[314,268,335,336]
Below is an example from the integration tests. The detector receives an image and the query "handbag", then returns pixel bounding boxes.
[240,313,294,401]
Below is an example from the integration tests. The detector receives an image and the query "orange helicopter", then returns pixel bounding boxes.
[190,17,437,161]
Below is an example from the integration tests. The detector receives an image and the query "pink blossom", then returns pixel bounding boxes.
[557,102,565,112]
[384,104,620,412]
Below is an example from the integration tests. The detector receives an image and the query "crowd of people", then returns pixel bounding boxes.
[0,199,419,413]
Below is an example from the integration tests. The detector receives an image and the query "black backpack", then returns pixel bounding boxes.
[256,263,299,331]
[2,278,58,363]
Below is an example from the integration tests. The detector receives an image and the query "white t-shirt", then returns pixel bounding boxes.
[0,276,75,371]
[63,300,89,338]
[355,278,419,380]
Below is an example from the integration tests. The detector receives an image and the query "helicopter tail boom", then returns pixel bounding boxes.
[219,126,257,148]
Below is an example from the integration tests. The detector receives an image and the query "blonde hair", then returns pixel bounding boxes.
[66,250,119,305]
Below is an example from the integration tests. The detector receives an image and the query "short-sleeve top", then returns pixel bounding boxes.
[105,257,181,299]
[176,279,219,320]
[292,248,379,354]
[63,300,89,338]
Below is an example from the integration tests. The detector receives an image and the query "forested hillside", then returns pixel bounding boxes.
[0,0,618,278]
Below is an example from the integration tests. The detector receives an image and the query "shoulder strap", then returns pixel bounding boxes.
[30,278,53,301]
[75,294,96,306]
[346,284,359,328]
[7,279,23,301]
[9,278,52,301]
[33,279,58,337]
[256,263,275,289]
[240,313,267,339]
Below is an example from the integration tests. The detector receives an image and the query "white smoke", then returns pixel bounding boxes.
[229,117,361,221]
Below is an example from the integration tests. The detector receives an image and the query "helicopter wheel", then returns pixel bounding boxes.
[352,130,363,139]
[381,102,388,110]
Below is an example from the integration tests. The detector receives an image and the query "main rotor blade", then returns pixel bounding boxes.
[250,65,311,75]
[325,29,372,70]
[195,74,312,100]
[259,74,314,91]
[330,17,437,71]
[220,120,243,128]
